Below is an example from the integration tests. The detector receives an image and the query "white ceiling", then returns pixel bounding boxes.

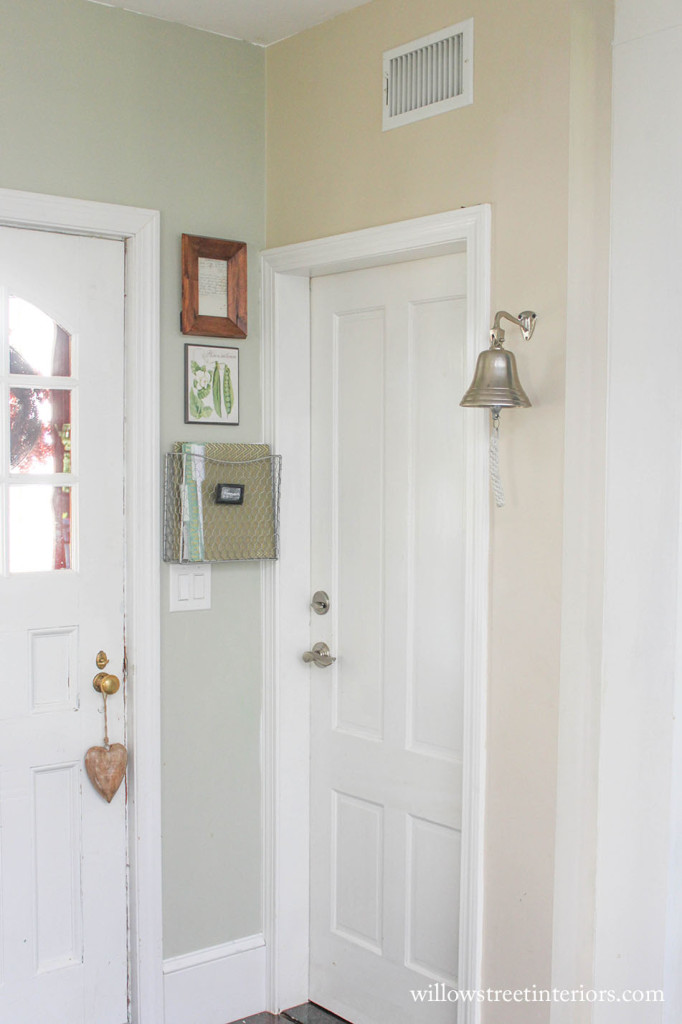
[89,0,372,46]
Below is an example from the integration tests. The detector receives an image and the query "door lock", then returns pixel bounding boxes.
[302,641,336,668]
[311,591,330,615]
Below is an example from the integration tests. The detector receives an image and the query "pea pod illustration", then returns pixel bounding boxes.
[212,361,222,417]
[223,366,233,416]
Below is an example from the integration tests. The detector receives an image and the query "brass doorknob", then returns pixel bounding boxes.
[93,672,121,695]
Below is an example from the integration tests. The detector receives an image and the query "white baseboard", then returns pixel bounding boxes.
[163,934,266,1024]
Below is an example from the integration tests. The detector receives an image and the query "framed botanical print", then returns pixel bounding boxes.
[184,344,239,425]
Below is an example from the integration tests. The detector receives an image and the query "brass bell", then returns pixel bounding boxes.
[460,310,536,409]
[460,344,531,408]
[459,310,537,509]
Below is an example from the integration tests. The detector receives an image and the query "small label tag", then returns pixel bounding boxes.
[214,483,245,505]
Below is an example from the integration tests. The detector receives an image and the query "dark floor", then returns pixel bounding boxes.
[229,1002,350,1024]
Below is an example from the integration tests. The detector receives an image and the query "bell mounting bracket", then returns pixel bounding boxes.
[490,310,537,347]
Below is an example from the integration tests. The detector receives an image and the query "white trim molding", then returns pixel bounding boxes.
[593,15,682,1023]
[0,187,163,1023]
[164,933,265,974]
[163,936,266,1024]
[261,206,491,1021]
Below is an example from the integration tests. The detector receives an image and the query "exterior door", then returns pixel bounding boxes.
[0,226,128,1023]
[309,254,468,1024]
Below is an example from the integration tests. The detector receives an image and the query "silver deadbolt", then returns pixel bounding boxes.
[311,590,330,615]
[302,641,336,668]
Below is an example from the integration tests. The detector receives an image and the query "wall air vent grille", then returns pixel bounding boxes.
[383,20,473,131]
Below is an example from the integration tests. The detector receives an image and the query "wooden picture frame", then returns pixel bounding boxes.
[181,234,247,338]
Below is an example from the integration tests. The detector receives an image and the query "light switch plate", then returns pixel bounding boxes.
[169,564,212,612]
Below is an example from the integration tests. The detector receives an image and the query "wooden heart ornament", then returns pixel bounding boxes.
[85,743,127,803]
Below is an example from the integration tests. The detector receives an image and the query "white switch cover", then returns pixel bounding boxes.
[169,564,212,612]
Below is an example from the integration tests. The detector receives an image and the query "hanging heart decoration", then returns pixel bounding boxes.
[85,743,128,803]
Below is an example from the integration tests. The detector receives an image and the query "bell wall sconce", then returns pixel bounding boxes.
[460,310,537,507]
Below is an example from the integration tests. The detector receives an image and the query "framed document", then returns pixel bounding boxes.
[181,234,247,338]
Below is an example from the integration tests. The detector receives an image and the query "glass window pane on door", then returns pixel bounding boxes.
[8,485,73,572]
[3,291,76,573]
[9,296,72,376]
[10,388,72,474]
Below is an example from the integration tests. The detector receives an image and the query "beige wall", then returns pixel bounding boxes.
[0,0,266,958]
[267,0,610,1017]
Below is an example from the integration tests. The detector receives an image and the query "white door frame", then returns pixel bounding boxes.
[0,188,163,1022]
[261,206,491,1021]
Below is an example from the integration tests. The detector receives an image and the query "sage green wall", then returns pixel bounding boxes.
[0,0,266,957]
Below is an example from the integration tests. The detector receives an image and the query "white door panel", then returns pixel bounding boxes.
[0,227,127,1023]
[310,254,468,1024]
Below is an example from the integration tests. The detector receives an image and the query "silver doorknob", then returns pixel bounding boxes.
[302,641,336,668]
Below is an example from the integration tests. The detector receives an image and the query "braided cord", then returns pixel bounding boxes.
[489,409,505,508]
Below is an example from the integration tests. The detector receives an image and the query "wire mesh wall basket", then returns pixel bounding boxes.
[163,443,281,563]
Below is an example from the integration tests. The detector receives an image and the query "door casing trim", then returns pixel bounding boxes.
[0,187,163,1022]
[261,206,491,1022]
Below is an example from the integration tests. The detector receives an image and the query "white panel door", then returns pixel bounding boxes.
[310,254,468,1024]
[0,227,128,1023]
